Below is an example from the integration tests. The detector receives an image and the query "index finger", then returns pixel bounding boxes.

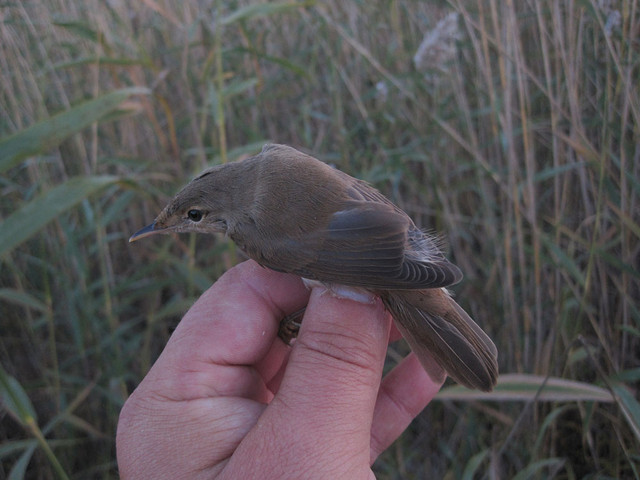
[143,260,310,401]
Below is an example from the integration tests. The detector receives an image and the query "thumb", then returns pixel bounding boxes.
[226,287,391,478]
[282,287,392,428]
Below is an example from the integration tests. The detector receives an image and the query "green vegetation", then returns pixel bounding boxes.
[1,1,638,478]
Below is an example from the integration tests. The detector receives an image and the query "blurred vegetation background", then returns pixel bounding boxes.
[1,0,639,478]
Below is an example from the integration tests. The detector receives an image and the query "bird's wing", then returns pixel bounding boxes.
[260,202,462,290]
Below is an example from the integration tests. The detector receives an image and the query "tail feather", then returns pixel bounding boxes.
[382,289,498,391]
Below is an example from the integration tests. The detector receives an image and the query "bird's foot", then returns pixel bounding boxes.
[278,308,305,344]
[277,281,376,344]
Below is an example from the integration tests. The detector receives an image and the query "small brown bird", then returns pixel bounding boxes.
[130,144,498,391]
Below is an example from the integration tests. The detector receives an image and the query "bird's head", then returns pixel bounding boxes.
[129,165,237,242]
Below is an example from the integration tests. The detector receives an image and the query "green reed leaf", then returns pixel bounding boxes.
[0,175,120,257]
[0,87,149,174]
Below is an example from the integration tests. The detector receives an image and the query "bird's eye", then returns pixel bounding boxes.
[187,209,204,222]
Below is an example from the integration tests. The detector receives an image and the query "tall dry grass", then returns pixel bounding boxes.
[1,1,638,478]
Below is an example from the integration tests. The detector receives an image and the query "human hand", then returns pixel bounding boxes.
[116,260,443,479]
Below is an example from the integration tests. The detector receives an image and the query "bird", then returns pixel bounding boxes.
[130,144,498,391]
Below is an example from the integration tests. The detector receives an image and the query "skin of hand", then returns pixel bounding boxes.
[116,260,443,480]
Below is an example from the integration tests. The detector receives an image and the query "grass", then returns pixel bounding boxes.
[1,0,639,478]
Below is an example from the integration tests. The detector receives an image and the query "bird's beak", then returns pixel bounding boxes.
[129,222,165,242]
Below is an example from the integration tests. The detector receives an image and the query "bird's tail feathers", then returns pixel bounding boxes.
[383,289,498,391]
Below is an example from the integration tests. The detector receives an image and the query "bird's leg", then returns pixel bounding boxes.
[278,283,377,344]
[278,307,306,344]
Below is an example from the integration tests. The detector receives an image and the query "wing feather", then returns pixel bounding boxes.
[254,202,462,289]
